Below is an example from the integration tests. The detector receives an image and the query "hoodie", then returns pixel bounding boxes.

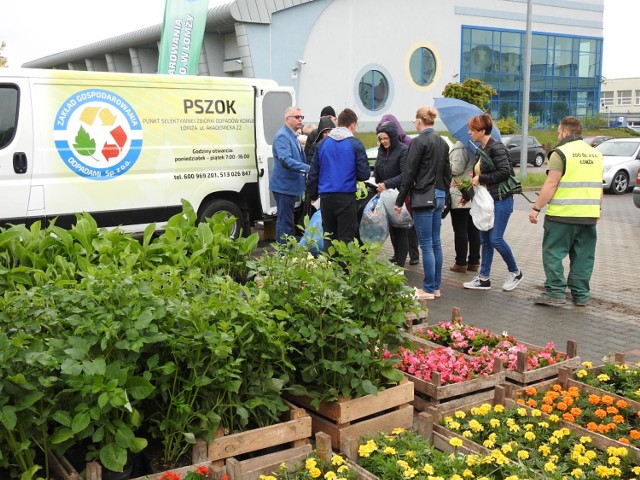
[307,127,370,198]
[373,121,408,190]
[376,113,412,146]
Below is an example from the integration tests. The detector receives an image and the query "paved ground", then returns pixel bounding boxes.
[398,193,640,364]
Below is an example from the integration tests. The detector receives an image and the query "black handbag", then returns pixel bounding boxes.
[409,184,436,209]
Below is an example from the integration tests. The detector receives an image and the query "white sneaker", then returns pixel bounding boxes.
[463,276,491,290]
[503,270,523,291]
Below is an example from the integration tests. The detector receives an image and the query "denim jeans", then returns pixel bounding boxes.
[274,192,297,244]
[479,195,518,278]
[412,196,444,293]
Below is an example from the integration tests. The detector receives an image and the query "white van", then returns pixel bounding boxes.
[0,69,294,235]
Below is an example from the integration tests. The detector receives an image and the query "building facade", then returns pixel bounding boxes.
[599,77,640,130]
[23,0,604,130]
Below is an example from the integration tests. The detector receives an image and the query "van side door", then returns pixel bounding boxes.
[0,80,34,226]
[254,87,295,217]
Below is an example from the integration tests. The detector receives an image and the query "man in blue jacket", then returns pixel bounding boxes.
[270,106,309,243]
[308,108,370,245]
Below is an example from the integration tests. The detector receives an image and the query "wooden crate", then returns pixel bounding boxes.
[404,308,428,329]
[405,356,506,411]
[49,451,82,480]
[226,432,375,480]
[408,308,580,386]
[509,368,640,461]
[287,380,414,451]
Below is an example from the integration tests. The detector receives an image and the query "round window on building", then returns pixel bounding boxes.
[409,47,436,86]
[358,70,389,111]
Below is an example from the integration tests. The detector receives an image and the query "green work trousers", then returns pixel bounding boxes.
[542,218,597,302]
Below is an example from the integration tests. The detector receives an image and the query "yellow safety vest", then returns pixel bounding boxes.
[547,140,603,218]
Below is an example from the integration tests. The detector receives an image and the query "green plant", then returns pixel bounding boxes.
[442,78,497,111]
[250,239,415,407]
[259,452,356,480]
[495,116,518,135]
[574,360,640,402]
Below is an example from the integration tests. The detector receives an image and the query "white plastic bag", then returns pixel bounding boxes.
[359,195,389,244]
[379,189,413,229]
[470,186,494,231]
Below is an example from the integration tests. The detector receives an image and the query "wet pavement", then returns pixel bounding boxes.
[399,193,640,363]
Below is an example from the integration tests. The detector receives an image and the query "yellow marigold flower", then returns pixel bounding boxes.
[576,455,591,466]
[531,408,542,417]
[517,449,530,460]
[517,407,527,417]
[575,369,588,378]
[501,443,513,454]
[549,414,560,422]
[405,451,416,459]
[422,464,434,474]
[615,363,629,370]
[462,469,474,478]
[608,456,621,465]
[538,444,551,456]
[585,450,597,460]
[396,460,409,469]
[259,476,276,480]
[450,475,463,480]
[309,467,321,478]
[506,418,516,427]
[489,418,501,428]
[571,468,584,477]
[632,466,640,474]
[544,461,557,473]
[454,411,466,419]
[324,472,337,480]
[508,423,521,433]
[479,403,492,415]
[469,419,484,432]
[462,430,473,438]
[392,427,406,434]
[448,421,461,430]
[597,373,610,382]
[384,447,397,455]
[505,477,519,480]
[337,465,349,473]
[524,423,534,431]
[549,436,559,444]
[443,416,454,426]
[403,467,418,478]
[582,361,593,368]
[539,421,549,428]
[524,431,536,441]
[449,437,464,447]
[483,438,495,448]
[306,458,317,469]
[331,455,344,466]
[579,436,592,444]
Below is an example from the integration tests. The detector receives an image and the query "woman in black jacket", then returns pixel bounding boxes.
[373,121,409,266]
[463,114,523,292]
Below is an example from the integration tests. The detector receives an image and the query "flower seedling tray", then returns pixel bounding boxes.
[510,367,640,461]
[232,432,375,480]
[286,380,414,450]
[410,308,580,386]
[404,355,506,412]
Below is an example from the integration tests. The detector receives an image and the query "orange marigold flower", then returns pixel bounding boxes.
[563,413,575,422]
[595,409,607,419]
[525,387,537,396]
[607,422,618,431]
[588,394,601,405]
[619,437,631,445]
[541,404,553,414]
[562,396,574,406]
[606,406,619,415]
[601,395,614,405]
[556,402,568,411]
[570,407,582,417]
[597,424,610,434]
[587,422,598,432]
[616,399,628,409]
[629,429,640,440]
[526,398,537,408]
[516,398,525,405]
[613,415,625,424]
[543,397,555,406]
[567,386,580,397]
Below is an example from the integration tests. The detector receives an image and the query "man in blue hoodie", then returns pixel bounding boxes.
[270,106,309,243]
[308,108,370,245]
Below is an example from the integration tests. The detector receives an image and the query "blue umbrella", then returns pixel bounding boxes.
[433,97,501,151]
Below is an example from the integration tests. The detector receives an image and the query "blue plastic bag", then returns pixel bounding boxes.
[358,195,389,244]
[299,209,324,253]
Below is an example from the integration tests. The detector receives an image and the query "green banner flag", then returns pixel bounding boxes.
[158,0,209,75]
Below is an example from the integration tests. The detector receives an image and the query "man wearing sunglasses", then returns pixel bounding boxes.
[270,106,310,243]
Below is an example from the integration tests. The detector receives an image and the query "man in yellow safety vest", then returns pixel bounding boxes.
[528,116,604,306]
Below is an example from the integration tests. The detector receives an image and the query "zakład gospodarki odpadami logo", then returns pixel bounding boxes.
[54,89,143,180]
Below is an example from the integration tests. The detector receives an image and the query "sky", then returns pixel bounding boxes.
[0,0,638,78]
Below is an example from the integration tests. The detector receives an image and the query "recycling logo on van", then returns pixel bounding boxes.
[54,89,143,180]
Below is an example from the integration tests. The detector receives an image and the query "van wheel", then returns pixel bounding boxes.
[199,200,245,238]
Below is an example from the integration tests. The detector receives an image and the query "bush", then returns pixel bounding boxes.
[495,116,518,134]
